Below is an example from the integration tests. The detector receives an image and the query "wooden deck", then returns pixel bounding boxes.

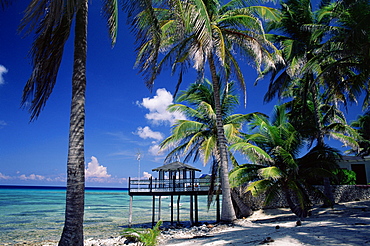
[128,177,221,196]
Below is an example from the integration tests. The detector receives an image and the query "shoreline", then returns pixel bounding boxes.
[20,199,370,246]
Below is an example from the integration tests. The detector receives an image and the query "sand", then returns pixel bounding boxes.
[26,199,370,246]
[161,199,370,246]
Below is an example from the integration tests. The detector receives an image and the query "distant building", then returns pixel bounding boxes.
[338,156,370,184]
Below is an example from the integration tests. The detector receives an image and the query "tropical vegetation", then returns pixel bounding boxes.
[350,110,370,157]
[19,0,118,244]
[122,220,163,246]
[229,105,342,219]
[124,0,282,222]
[160,79,258,215]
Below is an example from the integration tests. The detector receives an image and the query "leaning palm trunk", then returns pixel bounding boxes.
[208,54,236,222]
[284,189,309,220]
[231,189,253,218]
[58,1,88,245]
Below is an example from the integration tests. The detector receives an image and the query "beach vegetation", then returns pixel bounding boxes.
[350,110,370,157]
[122,220,163,246]
[124,0,282,222]
[263,0,361,206]
[229,105,342,219]
[160,79,258,214]
[18,0,118,245]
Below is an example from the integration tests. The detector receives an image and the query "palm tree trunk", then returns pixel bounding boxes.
[58,1,88,245]
[208,53,236,222]
[310,82,334,206]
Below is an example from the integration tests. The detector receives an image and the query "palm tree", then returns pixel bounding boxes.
[229,105,341,219]
[125,0,282,222]
[19,0,117,245]
[350,110,370,157]
[160,80,258,214]
[315,0,370,109]
[264,0,361,205]
[161,80,252,166]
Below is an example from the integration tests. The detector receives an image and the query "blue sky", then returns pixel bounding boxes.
[0,0,365,188]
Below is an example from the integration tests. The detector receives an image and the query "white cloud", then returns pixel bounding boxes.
[148,144,162,156]
[19,174,45,181]
[143,172,152,179]
[139,88,186,125]
[0,65,8,85]
[136,126,164,141]
[0,172,11,180]
[86,156,111,179]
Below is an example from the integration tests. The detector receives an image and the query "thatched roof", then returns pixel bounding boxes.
[152,161,201,172]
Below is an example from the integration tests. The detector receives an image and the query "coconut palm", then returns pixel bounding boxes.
[229,105,341,219]
[350,110,370,157]
[160,79,257,217]
[125,0,282,222]
[19,0,117,245]
[315,0,370,109]
[161,79,253,165]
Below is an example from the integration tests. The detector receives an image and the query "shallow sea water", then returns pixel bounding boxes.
[0,186,218,245]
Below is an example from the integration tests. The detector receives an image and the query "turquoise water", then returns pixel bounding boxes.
[0,186,218,245]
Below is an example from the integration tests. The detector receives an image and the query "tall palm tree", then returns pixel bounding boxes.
[315,0,370,110]
[264,0,360,205]
[229,105,341,219]
[160,79,257,216]
[125,0,282,222]
[161,80,253,166]
[19,0,117,245]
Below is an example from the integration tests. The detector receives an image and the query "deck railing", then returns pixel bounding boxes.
[128,177,220,193]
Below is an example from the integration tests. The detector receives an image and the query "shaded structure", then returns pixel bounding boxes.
[128,161,221,227]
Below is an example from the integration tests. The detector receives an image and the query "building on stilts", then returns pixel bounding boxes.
[128,161,221,227]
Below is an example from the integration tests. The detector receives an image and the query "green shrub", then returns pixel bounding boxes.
[122,220,163,246]
[332,169,356,185]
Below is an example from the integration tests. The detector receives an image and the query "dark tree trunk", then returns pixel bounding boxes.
[58,1,88,245]
[231,189,253,218]
[208,53,236,222]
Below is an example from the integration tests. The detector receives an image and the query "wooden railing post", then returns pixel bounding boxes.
[173,176,176,192]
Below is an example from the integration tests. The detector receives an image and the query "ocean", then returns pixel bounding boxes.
[0,185,219,245]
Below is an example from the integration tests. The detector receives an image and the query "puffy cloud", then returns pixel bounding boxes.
[139,88,186,125]
[0,172,11,180]
[142,172,152,179]
[136,126,164,141]
[148,144,162,156]
[0,65,8,85]
[19,174,45,181]
[85,156,111,179]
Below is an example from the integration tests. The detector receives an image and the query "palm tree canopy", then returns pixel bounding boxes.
[125,0,282,95]
[19,0,118,121]
[315,0,370,109]
[160,79,258,166]
[350,110,370,156]
[229,105,342,218]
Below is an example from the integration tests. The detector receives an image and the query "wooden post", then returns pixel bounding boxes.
[171,195,174,225]
[152,195,155,228]
[177,195,181,224]
[158,196,161,221]
[195,195,198,225]
[190,195,194,225]
[129,195,133,227]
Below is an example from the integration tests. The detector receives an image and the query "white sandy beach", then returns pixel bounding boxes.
[29,199,370,246]
[160,199,370,246]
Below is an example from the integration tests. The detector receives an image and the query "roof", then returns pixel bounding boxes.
[152,161,201,172]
